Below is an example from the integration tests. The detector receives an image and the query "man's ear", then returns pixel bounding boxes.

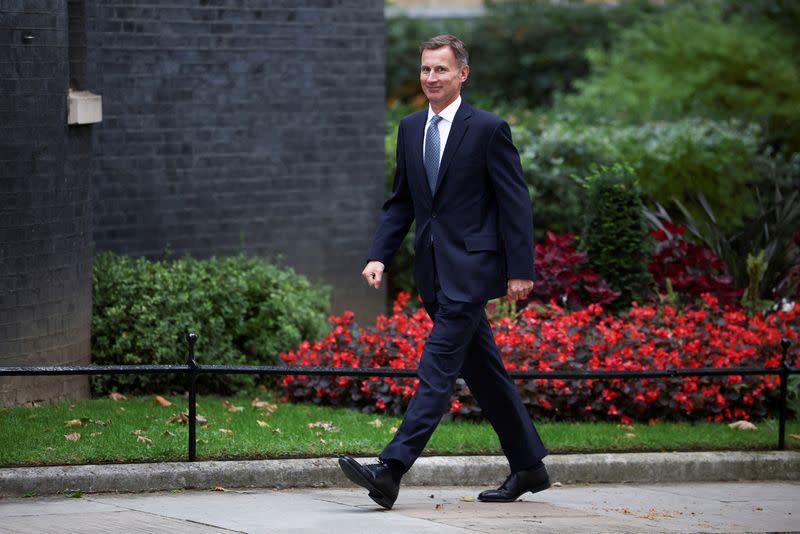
[460,65,470,83]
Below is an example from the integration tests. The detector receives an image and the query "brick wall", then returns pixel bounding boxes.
[0,1,92,406]
[88,1,387,318]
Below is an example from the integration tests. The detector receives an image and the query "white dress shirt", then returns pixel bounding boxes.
[423,95,461,163]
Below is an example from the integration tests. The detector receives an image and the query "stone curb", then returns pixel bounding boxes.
[1,451,798,497]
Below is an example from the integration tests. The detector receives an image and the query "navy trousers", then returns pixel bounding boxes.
[380,263,548,473]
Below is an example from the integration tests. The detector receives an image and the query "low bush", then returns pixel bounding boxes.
[92,252,329,395]
[514,116,761,233]
[279,292,800,423]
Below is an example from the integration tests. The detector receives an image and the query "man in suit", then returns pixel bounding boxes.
[338,35,549,509]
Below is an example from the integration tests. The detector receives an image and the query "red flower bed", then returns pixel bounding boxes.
[279,292,799,423]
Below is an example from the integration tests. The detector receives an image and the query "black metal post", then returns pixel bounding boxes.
[778,338,791,450]
[186,332,199,462]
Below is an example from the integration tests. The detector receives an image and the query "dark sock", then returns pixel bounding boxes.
[383,459,405,483]
[518,459,543,473]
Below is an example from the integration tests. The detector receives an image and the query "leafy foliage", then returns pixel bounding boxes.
[386,0,656,107]
[645,209,741,307]
[515,115,761,233]
[92,253,329,395]
[560,1,800,151]
[581,164,651,309]
[525,232,618,309]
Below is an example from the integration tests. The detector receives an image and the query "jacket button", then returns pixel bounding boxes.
[431,212,437,218]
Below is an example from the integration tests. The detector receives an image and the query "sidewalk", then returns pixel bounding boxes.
[1,482,798,533]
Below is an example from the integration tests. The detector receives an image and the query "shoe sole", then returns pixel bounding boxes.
[338,456,395,510]
[477,480,552,503]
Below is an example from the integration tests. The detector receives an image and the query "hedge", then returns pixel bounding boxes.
[92,252,329,395]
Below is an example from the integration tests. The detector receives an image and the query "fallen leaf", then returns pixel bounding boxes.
[728,420,757,430]
[617,424,635,431]
[553,482,563,487]
[256,420,270,428]
[219,428,234,435]
[136,434,152,444]
[307,421,338,432]
[109,392,127,401]
[367,419,383,428]
[624,433,637,439]
[213,485,226,492]
[319,438,326,444]
[130,429,145,436]
[461,496,475,502]
[64,432,81,442]
[251,398,278,412]
[790,434,800,441]
[90,432,103,438]
[162,431,176,437]
[174,412,208,425]
[154,395,173,407]
[389,426,398,434]
[65,419,85,427]
[272,427,282,434]
[93,419,112,426]
[223,400,244,413]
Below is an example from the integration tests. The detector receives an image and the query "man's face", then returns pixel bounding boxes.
[420,46,469,112]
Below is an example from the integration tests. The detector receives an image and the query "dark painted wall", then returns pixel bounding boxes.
[87,1,387,317]
[0,1,92,406]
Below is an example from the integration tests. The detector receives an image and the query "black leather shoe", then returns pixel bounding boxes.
[477,463,550,502]
[338,455,400,509]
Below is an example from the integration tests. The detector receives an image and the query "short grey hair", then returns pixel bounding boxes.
[419,35,469,68]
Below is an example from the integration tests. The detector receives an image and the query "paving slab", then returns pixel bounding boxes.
[1,482,798,534]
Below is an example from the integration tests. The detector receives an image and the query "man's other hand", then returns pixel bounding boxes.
[507,279,533,301]
[363,261,385,289]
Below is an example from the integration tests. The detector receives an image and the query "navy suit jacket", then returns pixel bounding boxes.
[368,100,535,304]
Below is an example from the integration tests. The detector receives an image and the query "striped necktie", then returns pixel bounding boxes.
[424,115,443,193]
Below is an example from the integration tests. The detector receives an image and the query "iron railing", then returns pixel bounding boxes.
[1,334,796,461]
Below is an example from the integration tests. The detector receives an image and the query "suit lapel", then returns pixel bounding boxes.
[433,101,472,198]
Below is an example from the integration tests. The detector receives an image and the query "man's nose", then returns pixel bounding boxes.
[423,71,438,83]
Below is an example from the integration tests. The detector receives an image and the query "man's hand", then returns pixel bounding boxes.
[507,278,533,301]
[362,261,385,289]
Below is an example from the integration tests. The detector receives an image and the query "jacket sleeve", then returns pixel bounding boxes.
[486,120,535,281]
[366,122,415,267]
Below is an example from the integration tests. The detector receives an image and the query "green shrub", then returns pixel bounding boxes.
[581,164,651,309]
[560,1,800,151]
[515,116,761,233]
[91,252,329,395]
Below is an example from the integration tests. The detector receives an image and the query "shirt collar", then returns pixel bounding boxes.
[427,95,461,124]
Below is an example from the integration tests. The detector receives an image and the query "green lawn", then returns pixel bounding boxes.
[1,394,797,467]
